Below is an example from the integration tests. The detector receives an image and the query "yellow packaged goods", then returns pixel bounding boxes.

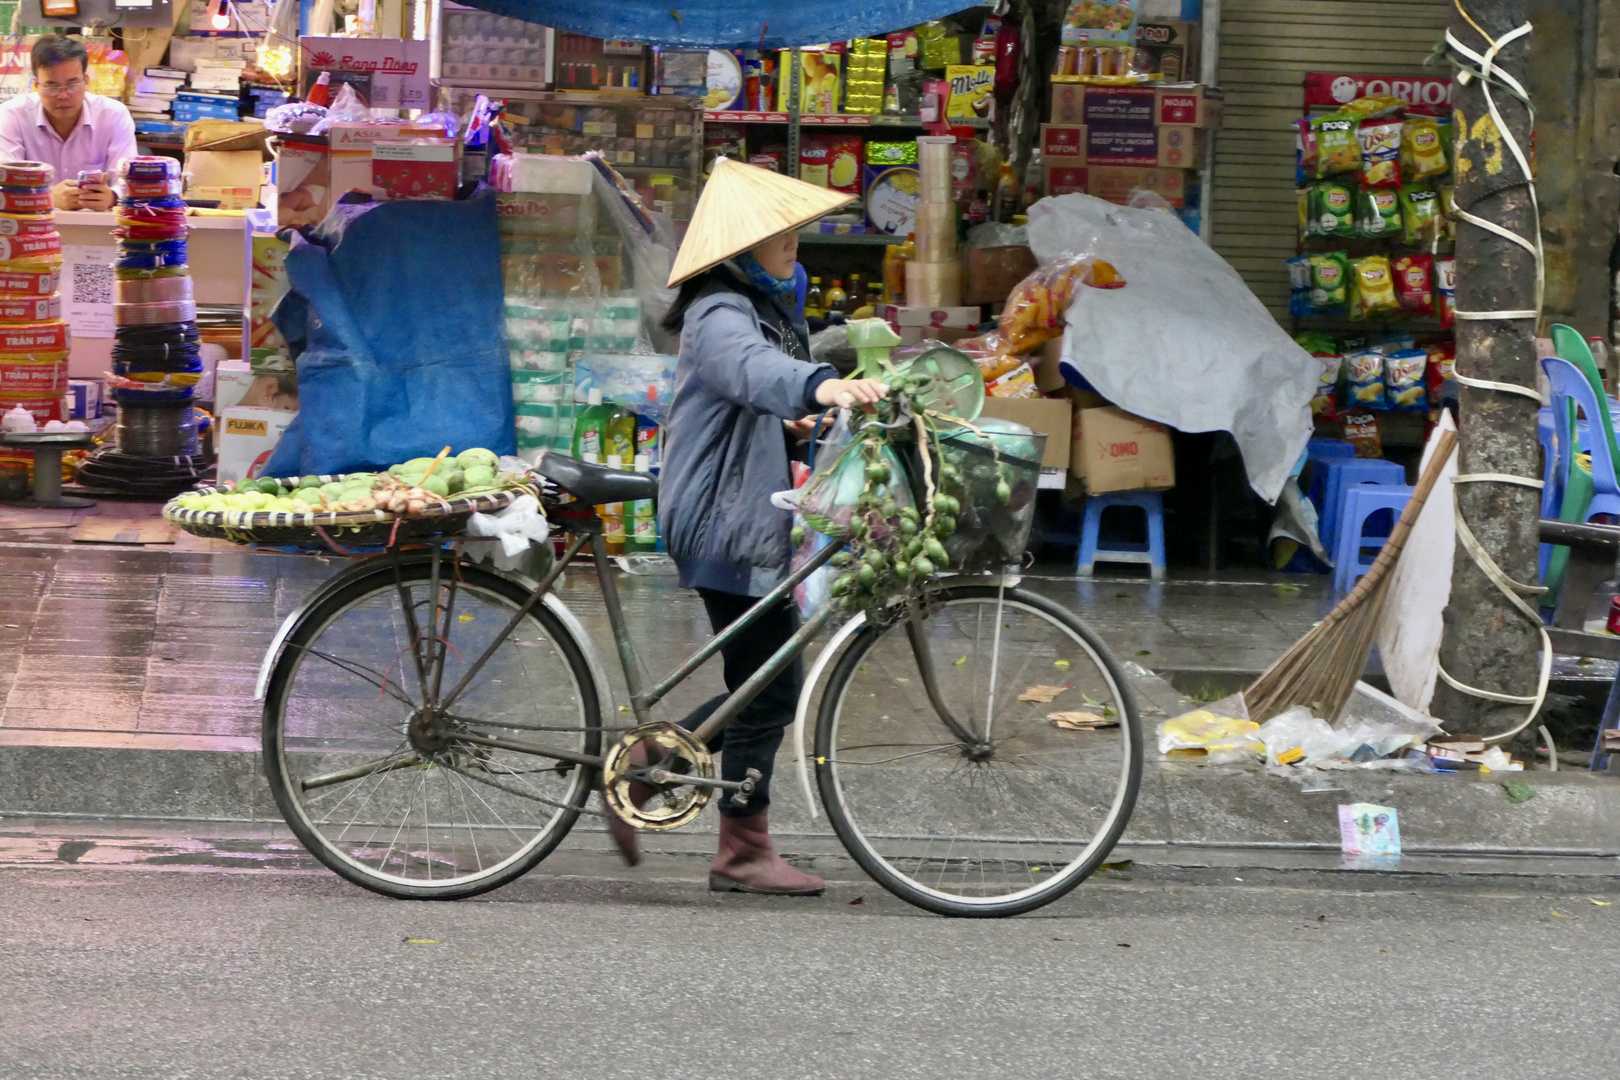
[779,50,840,114]
[1158,710,1261,759]
[1352,255,1398,313]
[1401,116,1448,182]
[944,64,995,119]
[984,363,1036,399]
[998,257,1125,355]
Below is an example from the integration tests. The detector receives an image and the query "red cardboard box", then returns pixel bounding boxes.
[1044,164,1088,196]
[371,139,458,201]
[1085,125,1201,168]
[1040,123,1086,160]
[1048,84,1223,128]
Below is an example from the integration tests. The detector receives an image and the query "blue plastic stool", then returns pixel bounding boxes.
[1318,459,1407,554]
[1333,484,1414,592]
[1078,491,1166,580]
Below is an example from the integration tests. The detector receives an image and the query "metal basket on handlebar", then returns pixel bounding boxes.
[923,417,1046,571]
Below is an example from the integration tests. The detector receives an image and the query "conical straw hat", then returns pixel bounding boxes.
[667,157,856,287]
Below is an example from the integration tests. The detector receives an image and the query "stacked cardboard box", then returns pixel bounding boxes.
[1041,84,1221,218]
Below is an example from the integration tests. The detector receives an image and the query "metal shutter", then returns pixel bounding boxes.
[1212,0,1452,318]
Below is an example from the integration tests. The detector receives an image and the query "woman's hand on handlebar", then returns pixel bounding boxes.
[815,378,889,410]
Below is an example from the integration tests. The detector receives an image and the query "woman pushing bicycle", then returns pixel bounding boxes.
[604,159,888,893]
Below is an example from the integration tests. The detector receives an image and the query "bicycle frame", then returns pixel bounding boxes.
[425,519,845,773]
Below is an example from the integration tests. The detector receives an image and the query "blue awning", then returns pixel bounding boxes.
[451,0,971,50]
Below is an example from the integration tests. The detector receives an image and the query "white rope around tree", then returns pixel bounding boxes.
[1434,2,1551,745]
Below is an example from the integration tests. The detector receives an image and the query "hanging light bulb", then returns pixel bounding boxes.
[208,0,231,30]
[260,44,294,79]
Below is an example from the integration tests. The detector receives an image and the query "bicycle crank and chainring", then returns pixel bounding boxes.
[602,723,715,831]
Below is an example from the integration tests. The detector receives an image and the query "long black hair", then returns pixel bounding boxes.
[659,268,720,336]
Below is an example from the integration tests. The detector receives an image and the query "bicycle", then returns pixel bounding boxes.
[257,440,1142,918]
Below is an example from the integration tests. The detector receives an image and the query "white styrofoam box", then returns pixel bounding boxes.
[213,360,254,410]
[510,154,595,195]
[217,407,294,484]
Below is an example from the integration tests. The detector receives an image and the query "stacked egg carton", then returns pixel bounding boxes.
[0,160,67,428]
[108,156,199,452]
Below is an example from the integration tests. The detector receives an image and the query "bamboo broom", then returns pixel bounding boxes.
[1244,428,1458,724]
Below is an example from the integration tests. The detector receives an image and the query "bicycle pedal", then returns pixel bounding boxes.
[729,768,762,809]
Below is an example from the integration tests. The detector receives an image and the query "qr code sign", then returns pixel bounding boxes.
[72,260,113,305]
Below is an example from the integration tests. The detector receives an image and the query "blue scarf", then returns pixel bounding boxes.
[728,252,797,298]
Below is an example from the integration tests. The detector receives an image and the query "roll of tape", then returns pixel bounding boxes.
[0,233,61,261]
[114,275,192,304]
[0,294,60,324]
[904,259,961,308]
[0,318,68,353]
[0,189,52,214]
[120,156,181,180]
[0,162,54,186]
[118,178,184,200]
[0,213,56,238]
[0,267,58,295]
[114,300,197,326]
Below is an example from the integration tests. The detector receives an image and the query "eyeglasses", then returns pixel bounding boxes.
[38,78,85,96]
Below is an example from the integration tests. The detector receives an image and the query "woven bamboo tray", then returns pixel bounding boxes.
[161,474,538,548]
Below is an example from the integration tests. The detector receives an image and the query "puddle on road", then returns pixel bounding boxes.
[0,833,322,873]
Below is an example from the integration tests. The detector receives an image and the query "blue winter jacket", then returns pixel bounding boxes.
[658,271,836,597]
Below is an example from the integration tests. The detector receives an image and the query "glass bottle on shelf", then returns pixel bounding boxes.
[826,279,848,314]
[848,274,866,312]
[806,276,825,318]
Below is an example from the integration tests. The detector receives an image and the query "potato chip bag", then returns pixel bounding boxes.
[1309,251,1349,312]
[1401,117,1448,182]
[1392,254,1434,315]
[1342,95,1404,120]
[1345,351,1388,408]
[1297,331,1341,420]
[1357,119,1403,188]
[1309,181,1356,237]
[1288,255,1316,317]
[1310,111,1361,177]
[1384,348,1428,411]
[1435,255,1456,328]
[1355,188,1401,238]
[1426,341,1455,408]
[1296,117,1318,181]
[1342,409,1382,458]
[1353,255,1398,313]
[1400,187,1441,244]
[1438,184,1456,241]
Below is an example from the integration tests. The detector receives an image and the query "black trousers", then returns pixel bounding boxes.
[678,588,803,818]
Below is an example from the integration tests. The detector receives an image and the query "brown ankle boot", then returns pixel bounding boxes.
[708,809,825,895]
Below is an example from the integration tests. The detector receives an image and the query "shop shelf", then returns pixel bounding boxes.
[707,111,988,129]
[797,231,905,245]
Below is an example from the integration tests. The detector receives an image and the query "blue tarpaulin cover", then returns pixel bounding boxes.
[263,189,515,479]
[451,0,968,49]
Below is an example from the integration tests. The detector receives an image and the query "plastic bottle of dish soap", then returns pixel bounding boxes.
[600,453,626,555]
[572,387,612,463]
[634,404,660,468]
[628,453,657,553]
[606,405,636,466]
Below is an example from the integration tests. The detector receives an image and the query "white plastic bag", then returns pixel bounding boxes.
[466,493,550,566]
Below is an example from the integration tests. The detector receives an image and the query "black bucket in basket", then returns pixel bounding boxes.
[931,418,1045,570]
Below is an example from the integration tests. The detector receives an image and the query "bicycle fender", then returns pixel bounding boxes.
[792,611,867,822]
[255,556,396,702]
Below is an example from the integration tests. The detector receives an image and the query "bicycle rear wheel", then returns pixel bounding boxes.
[815,584,1141,917]
[263,554,602,900]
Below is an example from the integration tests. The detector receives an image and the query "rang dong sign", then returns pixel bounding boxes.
[300,36,431,110]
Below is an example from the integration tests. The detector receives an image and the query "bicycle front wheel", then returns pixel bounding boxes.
[816,584,1141,917]
[263,554,602,900]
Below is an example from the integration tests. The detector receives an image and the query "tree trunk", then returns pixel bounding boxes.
[1431,0,1543,733]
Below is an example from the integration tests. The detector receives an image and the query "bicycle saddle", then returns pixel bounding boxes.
[535,450,658,505]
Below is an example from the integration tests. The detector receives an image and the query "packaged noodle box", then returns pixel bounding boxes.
[945,64,995,119]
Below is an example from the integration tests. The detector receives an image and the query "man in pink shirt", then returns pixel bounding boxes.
[0,35,137,212]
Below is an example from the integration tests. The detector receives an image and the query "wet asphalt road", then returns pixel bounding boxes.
[2,857,1617,1080]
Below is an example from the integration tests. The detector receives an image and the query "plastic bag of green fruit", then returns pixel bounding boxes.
[925,418,1047,570]
[798,437,916,543]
